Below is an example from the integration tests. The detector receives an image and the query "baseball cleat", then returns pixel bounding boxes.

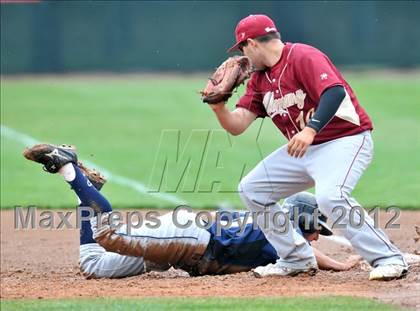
[77,161,107,191]
[23,143,77,173]
[369,264,408,281]
[253,260,318,277]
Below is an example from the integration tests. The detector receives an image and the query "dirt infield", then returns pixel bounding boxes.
[1,209,419,309]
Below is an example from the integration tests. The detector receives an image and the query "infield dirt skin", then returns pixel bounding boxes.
[1,210,419,309]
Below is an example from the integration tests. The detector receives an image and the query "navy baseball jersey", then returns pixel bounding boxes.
[201,212,279,274]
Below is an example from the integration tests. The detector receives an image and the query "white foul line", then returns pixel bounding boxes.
[1,124,186,205]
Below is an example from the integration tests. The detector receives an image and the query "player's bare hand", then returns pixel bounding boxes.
[342,255,363,270]
[287,127,317,158]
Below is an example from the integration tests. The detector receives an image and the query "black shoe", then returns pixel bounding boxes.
[77,161,107,191]
[23,143,78,173]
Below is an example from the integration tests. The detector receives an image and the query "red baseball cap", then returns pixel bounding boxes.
[228,14,278,52]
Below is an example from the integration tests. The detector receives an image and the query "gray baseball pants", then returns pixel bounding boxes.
[238,131,406,267]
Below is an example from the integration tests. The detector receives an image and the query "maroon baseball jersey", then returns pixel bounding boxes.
[236,42,373,144]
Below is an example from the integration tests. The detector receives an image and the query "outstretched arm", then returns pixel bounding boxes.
[313,247,361,271]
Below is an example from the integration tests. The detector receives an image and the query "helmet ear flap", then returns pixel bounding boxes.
[285,192,333,236]
[297,211,317,235]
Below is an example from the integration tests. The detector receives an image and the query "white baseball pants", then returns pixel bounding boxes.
[239,131,406,267]
[79,210,210,278]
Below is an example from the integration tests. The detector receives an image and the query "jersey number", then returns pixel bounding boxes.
[295,108,315,130]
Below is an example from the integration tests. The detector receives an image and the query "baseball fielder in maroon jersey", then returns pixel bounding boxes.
[207,14,408,280]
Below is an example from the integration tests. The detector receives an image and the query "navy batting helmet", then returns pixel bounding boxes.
[284,192,333,236]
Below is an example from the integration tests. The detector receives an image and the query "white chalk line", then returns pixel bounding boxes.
[1,124,186,205]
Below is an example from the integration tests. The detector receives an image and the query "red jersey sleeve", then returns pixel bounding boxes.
[294,45,343,102]
[236,73,267,118]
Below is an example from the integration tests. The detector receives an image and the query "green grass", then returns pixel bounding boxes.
[1,74,419,209]
[0,297,402,311]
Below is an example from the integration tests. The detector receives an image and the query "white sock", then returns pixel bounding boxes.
[58,163,76,182]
